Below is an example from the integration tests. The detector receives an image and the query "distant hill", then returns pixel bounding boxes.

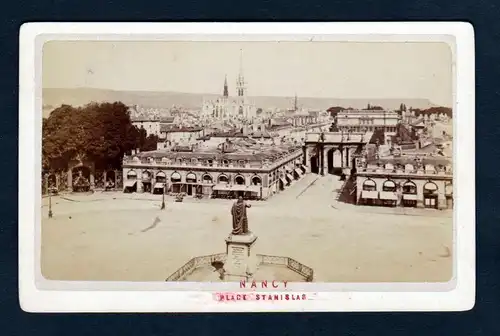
[42,87,438,118]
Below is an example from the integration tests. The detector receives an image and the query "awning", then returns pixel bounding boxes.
[171,172,181,180]
[363,179,376,187]
[379,191,397,201]
[403,194,418,200]
[424,183,438,191]
[153,182,165,189]
[279,178,287,185]
[383,180,396,188]
[231,184,248,191]
[301,164,307,170]
[124,180,137,187]
[285,167,292,172]
[186,173,197,181]
[286,174,294,181]
[213,184,230,191]
[361,191,379,199]
[246,185,261,193]
[294,168,303,176]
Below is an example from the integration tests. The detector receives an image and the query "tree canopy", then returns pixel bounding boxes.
[43,102,158,171]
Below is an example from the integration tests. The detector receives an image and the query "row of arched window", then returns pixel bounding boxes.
[362,179,439,194]
[126,170,262,186]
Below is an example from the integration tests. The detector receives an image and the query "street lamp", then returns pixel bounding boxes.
[161,182,166,210]
[48,188,53,218]
[45,173,53,218]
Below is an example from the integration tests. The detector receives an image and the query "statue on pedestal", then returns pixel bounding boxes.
[231,196,251,235]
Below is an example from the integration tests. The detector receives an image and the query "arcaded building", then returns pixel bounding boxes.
[355,156,453,209]
[121,139,307,200]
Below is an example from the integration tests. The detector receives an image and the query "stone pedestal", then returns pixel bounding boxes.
[224,232,258,281]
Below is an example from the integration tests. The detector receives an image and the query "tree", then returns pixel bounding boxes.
[43,101,138,170]
[326,106,344,118]
[132,126,159,152]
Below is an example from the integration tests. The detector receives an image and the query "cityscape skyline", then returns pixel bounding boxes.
[43,41,453,107]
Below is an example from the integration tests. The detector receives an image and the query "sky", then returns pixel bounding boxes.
[43,41,453,106]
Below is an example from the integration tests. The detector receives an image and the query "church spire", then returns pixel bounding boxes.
[236,49,246,97]
[223,75,228,97]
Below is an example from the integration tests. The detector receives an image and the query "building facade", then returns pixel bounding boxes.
[122,142,307,200]
[355,158,453,209]
[131,117,161,137]
[336,109,400,137]
[156,127,204,149]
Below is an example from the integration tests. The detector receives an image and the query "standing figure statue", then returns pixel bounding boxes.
[231,196,251,235]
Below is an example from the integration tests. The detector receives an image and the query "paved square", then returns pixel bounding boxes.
[41,175,453,282]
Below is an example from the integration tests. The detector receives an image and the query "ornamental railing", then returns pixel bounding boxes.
[166,253,314,282]
[165,253,226,281]
[258,254,314,282]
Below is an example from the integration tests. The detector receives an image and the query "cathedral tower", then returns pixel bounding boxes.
[223,75,229,97]
[236,49,246,97]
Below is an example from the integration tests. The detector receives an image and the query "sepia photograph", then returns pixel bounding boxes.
[19,22,475,312]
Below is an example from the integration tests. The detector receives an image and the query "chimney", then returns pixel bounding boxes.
[242,125,248,136]
[136,148,140,153]
[131,149,136,155]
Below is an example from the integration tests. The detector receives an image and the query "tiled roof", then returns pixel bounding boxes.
[160,124,176,132]
[162,126,203,133]
[366,156,451,166]
[134,143,302,162]
[160,116,175,123]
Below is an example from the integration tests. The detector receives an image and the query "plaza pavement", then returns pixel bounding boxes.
[40,173,453,283]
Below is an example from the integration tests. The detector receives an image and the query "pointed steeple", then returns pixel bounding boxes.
[294,93,298,111]
[236,49,246,97]
[223,75,228,97]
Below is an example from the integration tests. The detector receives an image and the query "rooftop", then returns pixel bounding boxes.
[210,130,273,139]
[305,131,374,144]
[133,140,302,162]
[339,109,398,115]
[162,126,203,133]
[366,156,451,167]
[160,116,176,123]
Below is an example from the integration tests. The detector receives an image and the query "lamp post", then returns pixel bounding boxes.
[161,182,166,210]
[46,173,53,218]
[48,189,53,218]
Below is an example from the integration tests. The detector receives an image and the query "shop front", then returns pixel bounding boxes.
[423,182,439,209]
[141,170,152,193]
[201,174,215,198]
[380,180,397,207]
[170,172,182,194]
[153,171,166,194]
[402,180,417,207]
[124,170,137,193]
[185,172,198,196]
[359,178,377,205]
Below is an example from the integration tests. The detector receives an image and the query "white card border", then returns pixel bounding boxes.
[19,22,475,312]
